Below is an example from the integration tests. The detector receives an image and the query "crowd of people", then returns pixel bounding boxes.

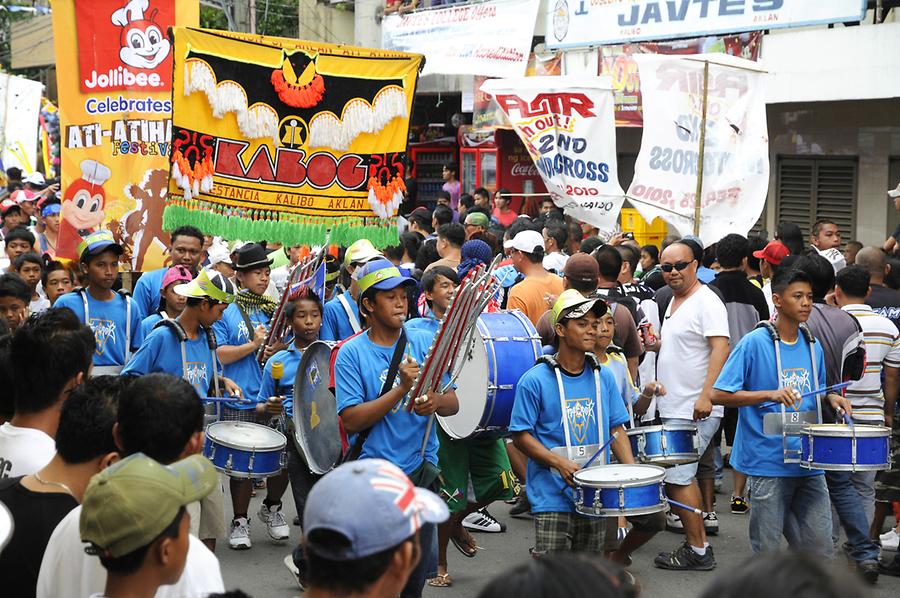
[0,164,898,597]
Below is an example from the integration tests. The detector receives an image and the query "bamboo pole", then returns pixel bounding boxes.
[693,61,710,237]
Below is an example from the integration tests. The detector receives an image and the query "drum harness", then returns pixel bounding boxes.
[538,353,606,468]
[337,293,362,335]
[154,317,223,418]
[81,288,132,376]
[756,321,821,463]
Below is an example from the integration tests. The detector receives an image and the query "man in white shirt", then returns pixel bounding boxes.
[654,242,730,572]
[810,218,846,274]
[541,220,569,275]
[0,308,94,479]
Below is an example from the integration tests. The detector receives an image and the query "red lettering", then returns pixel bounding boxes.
[495,93,596,118]
[336,155,368,190]
[215,140,249,178]
[307,154,337,189]
[274,148,308,185]
[243,146,276,182]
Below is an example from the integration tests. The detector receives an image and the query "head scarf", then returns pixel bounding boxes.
[457,239,493,281]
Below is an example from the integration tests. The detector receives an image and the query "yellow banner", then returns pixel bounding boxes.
[52,0,198,267]
[165,28,423,247]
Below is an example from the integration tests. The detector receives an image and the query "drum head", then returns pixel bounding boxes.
[437,329,489,439]
[575,464,666,485]
[293,341,342,474]
[803,423,891,437]
[207,421,286,451]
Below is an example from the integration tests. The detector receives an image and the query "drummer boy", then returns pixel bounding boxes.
[713,269,852,556]
[510,290,634,556]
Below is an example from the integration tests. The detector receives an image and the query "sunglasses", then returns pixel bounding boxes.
[660,260,693,273]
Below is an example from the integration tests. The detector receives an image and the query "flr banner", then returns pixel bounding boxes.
[480,77,625,231]
[52,0,198,267]
[0,73,43,176]
[382,0,540,78]
[627,54,769,245]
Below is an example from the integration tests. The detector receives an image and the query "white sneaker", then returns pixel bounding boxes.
[703,511,719,535]
[228,517,251,550]
[666,511,684,532]
[283,554,306,590]
[881,529,900,551]
[462,508,506,533]
[259,502,290,541]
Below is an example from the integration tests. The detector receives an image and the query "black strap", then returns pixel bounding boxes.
[342,328,407,463]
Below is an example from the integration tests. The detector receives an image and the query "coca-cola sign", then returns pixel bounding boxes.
[510,161,538,177]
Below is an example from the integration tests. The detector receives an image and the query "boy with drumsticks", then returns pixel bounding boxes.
[713,269,852,557]
[510,290,635,557]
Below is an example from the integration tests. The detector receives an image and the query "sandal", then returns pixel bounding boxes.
[427,573,453,587]
[450,526,478,558]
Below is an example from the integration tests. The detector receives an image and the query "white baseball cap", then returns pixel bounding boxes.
[503,230,545,255]
[23,172,46,187]
[888,183,900,198]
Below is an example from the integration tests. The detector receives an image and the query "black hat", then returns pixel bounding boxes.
[233,243,273,272]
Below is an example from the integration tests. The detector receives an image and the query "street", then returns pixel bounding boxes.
[218,476,900,597]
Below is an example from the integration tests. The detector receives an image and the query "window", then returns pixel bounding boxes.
[776,157,857,245]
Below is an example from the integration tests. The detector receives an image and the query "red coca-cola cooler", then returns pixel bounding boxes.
[459,127,546,216]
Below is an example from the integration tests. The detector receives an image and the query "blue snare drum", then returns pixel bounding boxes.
[627,424,699,467]
[574,464,667,517]
[204,421,287,479]
[800,423,891,472]
[438,311,541,439]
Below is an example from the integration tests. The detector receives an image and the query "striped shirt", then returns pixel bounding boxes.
[841,304,900,424]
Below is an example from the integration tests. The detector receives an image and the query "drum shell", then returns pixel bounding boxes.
[627,424,699,467]
[204,421,287,479]
[573,464,667,517]
[800,424,891,472]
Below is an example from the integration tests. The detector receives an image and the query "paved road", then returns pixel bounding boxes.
[218,477,900,597]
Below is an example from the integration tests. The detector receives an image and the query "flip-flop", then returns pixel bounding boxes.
[450,533,478,558]
[427,573,453,587]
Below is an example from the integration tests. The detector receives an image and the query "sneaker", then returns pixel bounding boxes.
[731,496,750,514]
[703,512,719,536]
[654,541,716,571]
[509,493,533,519]
[228,517,251,550]
[258,502,290,541]
[666,511,684,533]
[879,555,900,577]
[856,560,879,585]
[463,507,506,533]
[617,527,629,542]
[283,554,307,590]
[880,529,900,552]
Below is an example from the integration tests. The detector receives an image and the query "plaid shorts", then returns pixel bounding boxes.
[219,407,288,478]
[876,420,900,502]
[533,511,605,556]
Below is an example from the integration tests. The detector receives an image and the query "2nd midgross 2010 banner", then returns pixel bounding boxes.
[480,77,625,231]
[382,0,540,78]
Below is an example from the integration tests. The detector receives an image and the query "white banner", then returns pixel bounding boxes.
[382,0,540,78]
[547,0,866,49]
[481,77,625,231]
[0,73,43,175]
[627,54,769,245]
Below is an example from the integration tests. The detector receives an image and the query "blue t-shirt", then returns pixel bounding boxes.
[135,313,163,347]
[122,324,220,397]
[55,290,141,367]
[334,325,440,475]
[257,345,305,418]
[213,302,269,410]
[509,361,630,513]
[132,267,166,320]
[321,290,361,342]
[405,316,439,338]
[714,327,826,478]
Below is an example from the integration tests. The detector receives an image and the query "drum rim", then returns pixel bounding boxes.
[634,454,700,464]
[574,464,667,487]
[799,461,889,471]
[627,424,698,434]
[801,423,891,437]
[574,502,667,518]
[206,421,287,450]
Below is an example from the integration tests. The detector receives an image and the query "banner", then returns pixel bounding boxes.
[481,77,624,231]
[473,51,561,132]
[548,0,866,49]
[382,0,540,78]
[0,73,43,176]
[599,32,761,126]
[165,28,422,247]
[52,0,198,266]
[627,54,769,245]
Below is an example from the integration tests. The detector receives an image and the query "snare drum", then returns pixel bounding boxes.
[800,423,891,472]
[573,464,667,517]
[204,421,287,478]
[438,311,541,439]
[627,424,699,467]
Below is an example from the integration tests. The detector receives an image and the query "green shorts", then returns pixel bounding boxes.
[436,428,516,513]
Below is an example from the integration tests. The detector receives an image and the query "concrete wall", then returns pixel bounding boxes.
[298,0,355,45]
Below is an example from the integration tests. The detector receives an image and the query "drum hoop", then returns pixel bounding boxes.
[627,424,697,435]
[575,502,667,517]
[574,464,666,487]
[801,424,891,438]
[800,462,888,472]
[206,421,287,451]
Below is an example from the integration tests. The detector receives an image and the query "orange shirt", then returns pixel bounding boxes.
[507,273,564,325]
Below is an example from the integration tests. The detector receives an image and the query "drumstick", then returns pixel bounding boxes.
[204,396,254,405]
[582,431,619,469]
[758,381,852,409]
[667,498,703,515]
[842,410,854,429]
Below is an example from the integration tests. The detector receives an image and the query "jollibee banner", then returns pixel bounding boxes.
[627,54,769,244]
[480,77,625,231]
[52,0,198,267]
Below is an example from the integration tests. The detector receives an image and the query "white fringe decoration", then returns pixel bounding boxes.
[309,86,407,151]
[184,60,279,143]
[367,186,404,220]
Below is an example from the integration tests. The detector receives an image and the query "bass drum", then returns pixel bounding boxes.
[292,341,342,474]
[438,311,541,439]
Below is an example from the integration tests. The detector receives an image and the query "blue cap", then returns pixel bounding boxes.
[303,459,448,560]
[78,230,123,262]
[356,258,416,295]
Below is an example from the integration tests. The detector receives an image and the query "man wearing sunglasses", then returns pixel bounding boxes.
[653,242,730,572]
